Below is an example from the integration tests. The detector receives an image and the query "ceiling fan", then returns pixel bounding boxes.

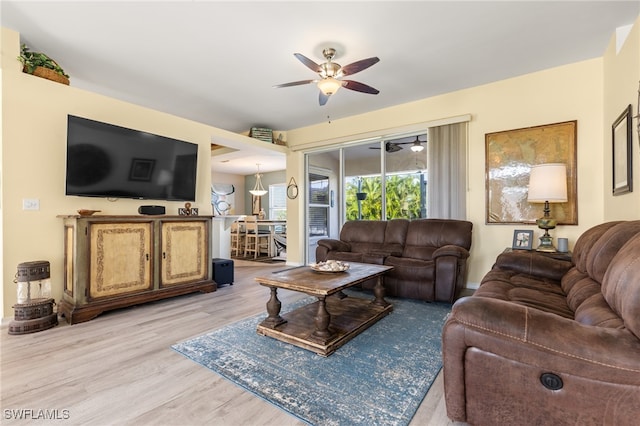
[370,136,426,153]
[274,47,380,106]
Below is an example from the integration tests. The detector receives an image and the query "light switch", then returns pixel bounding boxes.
[22,198,40,210]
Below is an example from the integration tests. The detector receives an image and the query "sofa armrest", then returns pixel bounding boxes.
[443,296,640,422]
[494,251,572,281]
[445,297,640,379]
[316,238,351,252]
[433,244,470,260]
[430,245,470,303]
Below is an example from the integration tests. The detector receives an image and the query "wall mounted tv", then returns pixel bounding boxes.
[66,115,198,202]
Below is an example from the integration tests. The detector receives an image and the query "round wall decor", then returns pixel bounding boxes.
[287,177,299,199]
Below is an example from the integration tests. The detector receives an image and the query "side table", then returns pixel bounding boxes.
[504,248,572,262]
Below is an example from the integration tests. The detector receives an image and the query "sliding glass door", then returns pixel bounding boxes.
[384,136,427,219]
[344,142,382,220]
[304,135,428,263]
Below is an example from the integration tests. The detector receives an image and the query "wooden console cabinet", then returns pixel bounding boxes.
[58,215,216,324]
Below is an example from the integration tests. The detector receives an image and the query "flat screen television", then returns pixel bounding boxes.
[66,115,198,201]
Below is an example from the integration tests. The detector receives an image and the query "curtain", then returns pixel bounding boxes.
[427,122,467,219]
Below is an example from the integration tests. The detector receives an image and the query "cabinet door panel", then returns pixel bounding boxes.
[161,221,208,286]
[89,222,153,299]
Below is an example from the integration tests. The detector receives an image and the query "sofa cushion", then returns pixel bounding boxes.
[326,251,363,263]
[560,221,640,332]
[402,219,472,260]
[339,220,386,244]
[475,268,574,318]
[602,233,640,339]
[385,256,435,280]
[382,219,409,256]
[585,221,640,285]
[570,221,622,276]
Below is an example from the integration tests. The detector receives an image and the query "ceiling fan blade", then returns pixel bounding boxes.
[342,80,380,95]
[274,80,316,88]
[294,53,321,73]
[340,57,380,76]
[319,91,330,106]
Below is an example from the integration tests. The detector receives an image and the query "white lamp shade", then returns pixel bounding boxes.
[527,163,568,203]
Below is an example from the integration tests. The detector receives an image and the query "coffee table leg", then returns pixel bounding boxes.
[312,296,333,340]
[262,287,286,328]
[372,276,390,307]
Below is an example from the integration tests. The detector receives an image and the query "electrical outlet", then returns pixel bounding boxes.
[22,198,40,210]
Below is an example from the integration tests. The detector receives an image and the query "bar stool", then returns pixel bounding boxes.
[244,216,272,258]
[230,219,246,257]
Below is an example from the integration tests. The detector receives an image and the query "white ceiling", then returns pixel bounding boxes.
[2,1,638,175]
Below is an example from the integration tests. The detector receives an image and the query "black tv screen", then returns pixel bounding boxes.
[66,115,198,202]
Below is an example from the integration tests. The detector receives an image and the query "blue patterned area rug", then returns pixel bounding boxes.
[172,291,451,426]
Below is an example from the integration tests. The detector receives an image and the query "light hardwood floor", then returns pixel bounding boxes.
[1,261,464,425]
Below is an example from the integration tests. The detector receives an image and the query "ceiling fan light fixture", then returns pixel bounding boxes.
[249,163,268,196]
[410,141,424,152]
[317,77,342,96]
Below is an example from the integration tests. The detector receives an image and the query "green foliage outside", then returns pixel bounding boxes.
[345,174,425,221]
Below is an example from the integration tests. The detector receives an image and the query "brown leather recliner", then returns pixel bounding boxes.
[442,220,640,425]
[316,218,473,303]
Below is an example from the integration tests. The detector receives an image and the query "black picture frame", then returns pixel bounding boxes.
[252,195,261,215]
[129,158,155,181]
[612,104,633,195]
[512,230,533,250]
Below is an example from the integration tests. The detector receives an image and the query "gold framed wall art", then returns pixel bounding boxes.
[485,120,578,225]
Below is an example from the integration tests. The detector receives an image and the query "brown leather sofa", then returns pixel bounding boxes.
[315,218,473,303]
[442,220,640,425]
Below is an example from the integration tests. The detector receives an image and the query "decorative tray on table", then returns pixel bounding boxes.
[309,260,350,273]
[77,209,101,216]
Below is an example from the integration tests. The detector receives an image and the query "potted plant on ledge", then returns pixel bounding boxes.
[18,43,70,85]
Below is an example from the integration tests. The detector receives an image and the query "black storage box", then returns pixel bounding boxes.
[212,258,234,286]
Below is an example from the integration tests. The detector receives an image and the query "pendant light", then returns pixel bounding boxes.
[249,163,267,196]
[410,137,424,152]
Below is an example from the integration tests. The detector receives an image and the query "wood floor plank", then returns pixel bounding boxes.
[1,260,463,425]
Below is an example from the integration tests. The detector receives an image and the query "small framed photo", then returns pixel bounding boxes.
[512,230,533,250]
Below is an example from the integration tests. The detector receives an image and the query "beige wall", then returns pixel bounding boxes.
[3,16,639,317]
[285,15,640,286]
[1,28,255,317]
[285,60,603,286]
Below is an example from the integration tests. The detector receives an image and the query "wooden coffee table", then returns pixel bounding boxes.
[255,262,393,356]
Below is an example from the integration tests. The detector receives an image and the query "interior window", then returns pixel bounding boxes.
[268,183,287,220]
